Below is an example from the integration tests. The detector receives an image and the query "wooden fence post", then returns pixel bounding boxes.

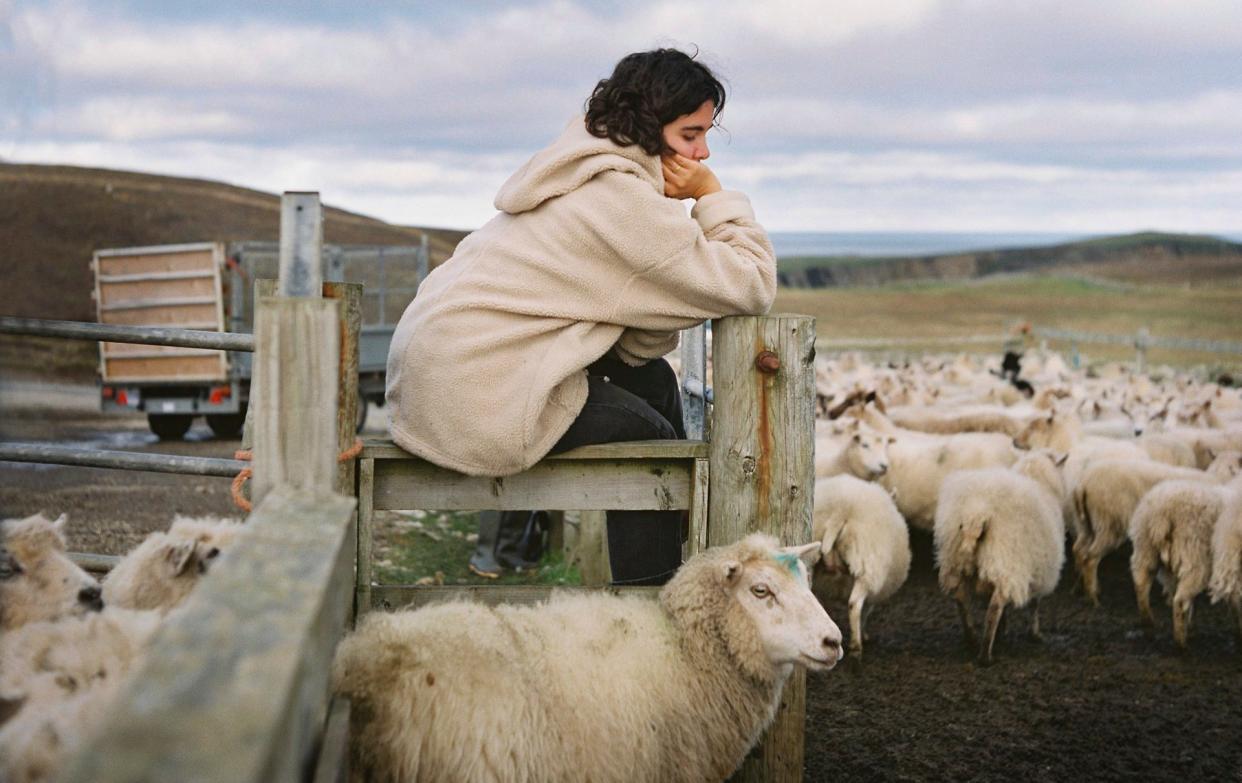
[708,314,817,783]
[252,193,340,506]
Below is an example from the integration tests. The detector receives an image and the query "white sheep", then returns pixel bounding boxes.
[1,513,102,631]
[814,420,893,480]
[811,475,911,660]
[934,450,1067,664]
[0,608,161,783]
[1209,487,1242,646]
[101,515,242,612]
[332,534,842,783]
[1072,451,1242,605]
[1128,475,1242,649]
[862,407,1019,530]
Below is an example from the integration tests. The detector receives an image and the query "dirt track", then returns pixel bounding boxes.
[3,401,1241,781]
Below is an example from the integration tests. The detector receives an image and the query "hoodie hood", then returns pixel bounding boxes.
[494,115,664,215]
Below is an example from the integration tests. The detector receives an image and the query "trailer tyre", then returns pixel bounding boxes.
[356,393,369,434]
[148,414,193,440]
[207,410,246,439]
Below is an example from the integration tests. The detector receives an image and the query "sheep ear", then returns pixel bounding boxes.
[164,541,198,576]
[720,560,744,587]
[782,541,822,569]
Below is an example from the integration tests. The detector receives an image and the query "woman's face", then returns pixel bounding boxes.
[661,99,715,161]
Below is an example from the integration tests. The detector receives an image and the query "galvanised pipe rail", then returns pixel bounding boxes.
[0,316,255,352]
[0,442,247,477]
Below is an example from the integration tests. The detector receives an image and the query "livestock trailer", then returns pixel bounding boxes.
[92,240,428,438]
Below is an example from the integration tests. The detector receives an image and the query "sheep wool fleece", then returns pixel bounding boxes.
[386,116,777,476]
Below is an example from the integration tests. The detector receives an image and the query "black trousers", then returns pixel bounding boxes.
[486,352,686,586]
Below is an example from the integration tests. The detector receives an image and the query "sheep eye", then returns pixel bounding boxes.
[750,585,770,599]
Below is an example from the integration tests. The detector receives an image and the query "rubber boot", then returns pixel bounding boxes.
[468,510,505,579]
[469,511,545,578]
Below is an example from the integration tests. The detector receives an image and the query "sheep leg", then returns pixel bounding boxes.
[953,581,977,650]
[1130,543,1157,628]
[847,580,868,660]
[1172,586,1194,651]
[1029,599,1044,641]
[1082,551,1103,608]
[980,589,1006,666]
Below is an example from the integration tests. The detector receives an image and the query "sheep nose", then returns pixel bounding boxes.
[875,462,888,476]
[79,585,103,611]
[822,635,843,660]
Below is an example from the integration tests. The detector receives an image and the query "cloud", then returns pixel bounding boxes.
[4,0,1242,231]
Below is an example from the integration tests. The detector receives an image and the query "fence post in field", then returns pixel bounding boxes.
[708,314,817,783]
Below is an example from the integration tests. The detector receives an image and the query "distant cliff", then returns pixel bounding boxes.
[777,232,1242,288]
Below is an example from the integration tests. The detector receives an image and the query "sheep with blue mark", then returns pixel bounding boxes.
[332,533,843,783]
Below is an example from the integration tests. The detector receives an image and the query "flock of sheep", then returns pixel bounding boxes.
[3,345,1241,782]
[808,350,1242,664]
[0,512,241,782]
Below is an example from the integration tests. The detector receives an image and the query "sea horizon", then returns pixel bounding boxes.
[767,230,1242,259]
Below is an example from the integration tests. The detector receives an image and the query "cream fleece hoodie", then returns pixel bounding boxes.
[386,116,777,476]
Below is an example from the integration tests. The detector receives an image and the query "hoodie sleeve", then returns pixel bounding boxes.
[613,327,681,366]
[572,170,778,331]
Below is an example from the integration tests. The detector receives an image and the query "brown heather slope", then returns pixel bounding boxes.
[0,162,469,322]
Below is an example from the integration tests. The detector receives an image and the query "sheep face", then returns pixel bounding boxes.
[845,426,893,479]
[725,543,843,672]
[0,514,102,631]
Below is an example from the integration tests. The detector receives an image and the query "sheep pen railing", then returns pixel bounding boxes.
[3,190,819,782]
[1,193,362,782]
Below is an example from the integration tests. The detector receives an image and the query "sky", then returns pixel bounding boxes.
[2,0,1241,233]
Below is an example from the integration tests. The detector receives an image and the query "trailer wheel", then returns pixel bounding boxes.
[356,393,369,434]
[207,411,246,439]
[148,414,193,440]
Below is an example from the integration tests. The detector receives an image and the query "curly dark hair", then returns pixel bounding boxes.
[584,48,727,156]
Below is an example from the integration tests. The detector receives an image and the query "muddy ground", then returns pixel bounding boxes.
[3,399,1240,782]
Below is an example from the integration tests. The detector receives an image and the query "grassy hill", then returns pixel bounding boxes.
[778,231,1242,288]
[0,163,469,322]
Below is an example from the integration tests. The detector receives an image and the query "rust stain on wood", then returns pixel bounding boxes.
[754,339,776,522]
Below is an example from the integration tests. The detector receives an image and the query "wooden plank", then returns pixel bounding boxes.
[96,247,217,276]
[100,295,219,311]
[325,282,361,497]
[689,457,710,557]
[58,488,358,783]
[356,458,375,619]
[311,697,351,783]
[98,269,218,283]
[708,314,817,783]
[100,303,221,327]
[98,278,218,306]
[279,193,323,298]
[360,438,708,461]
[103,355,226,381]
[371,583,660,611]
[371,457,691,511]
[251,297,340,507]
[573,510,610,587]
[101,346,221,360]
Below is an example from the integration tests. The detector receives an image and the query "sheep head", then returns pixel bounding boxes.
[844,423,893,480]
[661,534,843,684]
[0,514,102,631]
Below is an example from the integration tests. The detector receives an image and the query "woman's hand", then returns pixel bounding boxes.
[661,153,722,200]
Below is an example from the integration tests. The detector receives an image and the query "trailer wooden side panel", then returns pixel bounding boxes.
[95,243,229,383]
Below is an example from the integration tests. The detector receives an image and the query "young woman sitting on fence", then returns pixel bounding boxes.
[385,47,777,585]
